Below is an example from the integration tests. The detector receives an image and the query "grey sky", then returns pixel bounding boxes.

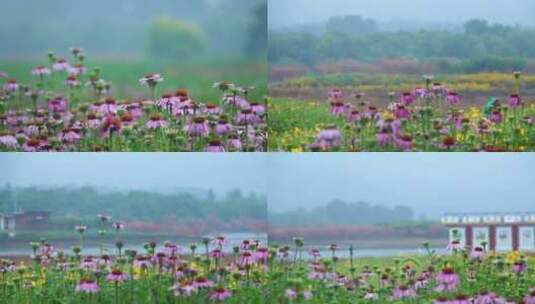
[269,0,535,28]
[267,153,535,218]
[0,153,267,196]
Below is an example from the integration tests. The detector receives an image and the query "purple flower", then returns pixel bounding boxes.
[446,92,461,105]
[329,89,343,100]
[185,117,209,137]
[249,102,265,114]
[205,140,225,152]
[146,115,167,129]
[435,268,459,292]
[524,288,535,304]
[65,75,79,88]
[512,261,526,274]
[394,105,410,119]
[346,110,360,123]
[193,277,214,289]
[58,128,81,143]
[223,94,249,109]
[470,246,485,260]
[392,286,417,299]
[106,269,129,283]
[330,101,346,116]
[68,64,86,75]
[376,131,391,146]
[226,135,242,151]
[52,58,70,72]
[48,97,68,113]
[393,134,413,151]
[215,119,232,136]
[312,127,342,150]
[32,66,51,76]
[490,110,502,124]
[447,240,463,251]
[209,288,232,301]
[400,92,414,105]
[75,279,100,293]
[203,104,222,115]
[508,94,522,108]
[3,79,19,92]
[0,134,18,149]
[235,109,262,125]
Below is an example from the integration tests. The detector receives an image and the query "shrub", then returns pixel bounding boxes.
[147,15,206,61]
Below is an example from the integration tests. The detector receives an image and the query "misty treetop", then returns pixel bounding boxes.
[269,17,535,72]
[0,186,267,222]
[269,199,414,226]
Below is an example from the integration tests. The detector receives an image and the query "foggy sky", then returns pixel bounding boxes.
[267,153,535,218]
[269,0,535,28]
[0,153,267,196]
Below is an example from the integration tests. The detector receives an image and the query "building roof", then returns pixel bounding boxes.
[441,212,535,225]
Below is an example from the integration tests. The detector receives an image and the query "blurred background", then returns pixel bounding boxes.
[268,0,535,104]
[0,153,267,256]
[0,0,267,100]
[267,153,535,255]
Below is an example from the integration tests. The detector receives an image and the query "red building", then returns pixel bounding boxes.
[0,211,50,231]
[442,212,535,252]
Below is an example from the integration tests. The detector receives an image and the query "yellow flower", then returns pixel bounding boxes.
[291,147,303,152]
[505,251,520,264]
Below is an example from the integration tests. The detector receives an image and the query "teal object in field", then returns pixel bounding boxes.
[483,97,497,117]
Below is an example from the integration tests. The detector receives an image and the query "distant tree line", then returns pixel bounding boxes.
[269,17,535,72]
[0,186,266,223]
[269,199,414,226]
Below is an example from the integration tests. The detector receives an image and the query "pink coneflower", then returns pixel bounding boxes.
[393,286,417,299]
[490,110,502,124]
[170,281,197,297]
[400,92,414,105]
[312,126,342,150]
[470,246,485,260]
[394,105,410,119]
[329,89,344,100]
[146,114,167,129]
[446,92,461,105]
[447,240,463,251]
[512,261,526,274]
[330,101,346,116]
[68,64,87,75]
[432,82,444,94]
[209,249,225,259]
[435,267,459,292]
[3,79,19,92]
[48,97,68,113]
[226,134,242,151]
[75,279,100,293]
[203,104,222,115]
[80,257,97,270]
[193,277,214,289]
[0,133,18,149]
[249,102,265,114]
[212,236,227,247]
[86,113,101,129]
[120,112,135,127]
[185,117,209,137]
[139,73,163,87]
[346,110,360,123]
[414,87,426,98]
[163,242,180,256]
[309,249,320,258]
[101,97,118,115]
[215,119,232,135]
[223,94,249,108]
[255,247,269,263]
[32,66,51,77]
[205,140,225,152]
[452,294,471,304]
[65,75,79,88]
[106,269,129,283]
[100,116,122,138]
[58,128,81,143]
[209,287,232,301]
[239,251,256,266]
[508,94,522,108]
[524,288,535,304]
[472,291,503,304]
[52,58,70,72]
[22,137,42,152]
[236,109,262,125]
[440,136,456,150]
[134,256,152,268]
[394,134,413,151]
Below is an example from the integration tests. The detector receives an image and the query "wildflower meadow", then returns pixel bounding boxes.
[2,221,535,303]
[0,48,267,152]
[269,73,535,152]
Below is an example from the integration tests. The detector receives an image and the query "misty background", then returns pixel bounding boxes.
[0,154,267,234]
[268,0,535,75]
[269,0,535,29]
[267,153,535,220]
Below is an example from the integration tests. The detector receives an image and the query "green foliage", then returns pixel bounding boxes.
[269,18,535,72]
[0,186,267,223]
[147,15,206,61]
